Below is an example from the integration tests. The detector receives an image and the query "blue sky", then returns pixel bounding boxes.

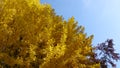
[41,0,120,67]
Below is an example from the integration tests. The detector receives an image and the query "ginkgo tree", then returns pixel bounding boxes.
[0,0,100,68]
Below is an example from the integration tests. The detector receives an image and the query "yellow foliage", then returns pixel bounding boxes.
[0,0,100,68]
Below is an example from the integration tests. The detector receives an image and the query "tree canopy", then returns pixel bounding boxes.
[95,39,120,68]
[0,0,119,68]
[0,0,100,68]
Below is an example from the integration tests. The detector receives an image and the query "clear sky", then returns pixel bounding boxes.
[41,0,120,67]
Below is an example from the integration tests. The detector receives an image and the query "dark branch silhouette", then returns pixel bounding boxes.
[95,39,120,68]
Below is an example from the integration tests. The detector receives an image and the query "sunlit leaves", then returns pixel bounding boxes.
[0,0,100,68]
